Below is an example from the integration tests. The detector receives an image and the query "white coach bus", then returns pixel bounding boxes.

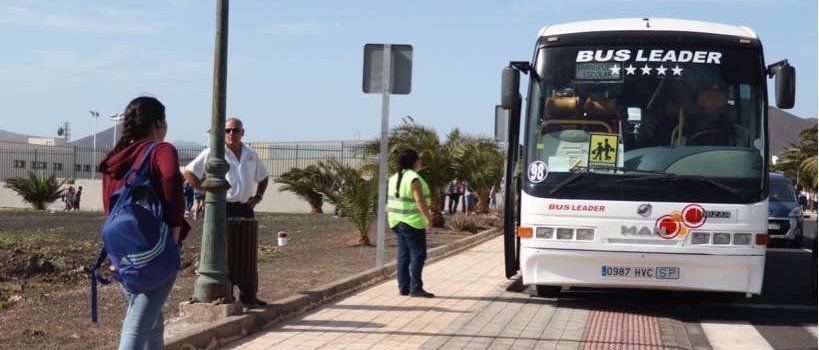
[498,18,796,297]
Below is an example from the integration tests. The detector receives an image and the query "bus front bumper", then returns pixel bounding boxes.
[521,246,765,294]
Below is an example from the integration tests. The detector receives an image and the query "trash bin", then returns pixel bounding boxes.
[226,218,258,301]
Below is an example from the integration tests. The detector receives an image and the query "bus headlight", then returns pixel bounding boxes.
[713,233,731,245]
[733,233,752,245]
[691,232,710,245]
[576,228,595,241]
[556,228,574,240]
[536,227,553,239]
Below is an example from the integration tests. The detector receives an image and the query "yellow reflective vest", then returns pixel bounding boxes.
[387,169,431,230]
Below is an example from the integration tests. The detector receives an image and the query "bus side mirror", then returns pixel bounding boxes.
[769,60,795,109]
[501,67,520,109]
[494,105,509,142]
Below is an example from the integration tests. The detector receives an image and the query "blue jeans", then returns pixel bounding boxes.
[393,222,427,292]
[118,274,177,350]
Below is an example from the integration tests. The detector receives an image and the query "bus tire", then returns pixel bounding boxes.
[535,285,561,297]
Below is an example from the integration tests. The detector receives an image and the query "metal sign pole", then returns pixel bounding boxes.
[375,44,392,268]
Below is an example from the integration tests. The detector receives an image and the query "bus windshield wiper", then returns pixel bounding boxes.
[549,168,592,195]
[617,173,743,199]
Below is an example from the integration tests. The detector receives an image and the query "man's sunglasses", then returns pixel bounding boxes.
[225,128,243,134]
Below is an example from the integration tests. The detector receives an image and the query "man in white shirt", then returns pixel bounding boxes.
[184,118,269,217]
[183,117,269,306]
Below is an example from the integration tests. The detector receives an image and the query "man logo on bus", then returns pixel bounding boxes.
[654,204,706,239]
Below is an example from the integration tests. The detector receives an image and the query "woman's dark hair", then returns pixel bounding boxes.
[99,96,166,172]
[394,149,419,198]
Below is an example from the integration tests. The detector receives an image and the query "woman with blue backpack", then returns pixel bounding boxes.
[98,96,189,350]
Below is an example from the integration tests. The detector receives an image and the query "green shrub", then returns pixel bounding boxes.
[447,213,480,233]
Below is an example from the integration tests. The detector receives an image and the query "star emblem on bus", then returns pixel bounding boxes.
[672,65,684,75]
[609,64,621,76]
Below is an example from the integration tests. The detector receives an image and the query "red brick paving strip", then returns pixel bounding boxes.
[581,310,664,350]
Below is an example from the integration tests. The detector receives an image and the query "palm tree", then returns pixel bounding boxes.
[5,172,66,210]
[774,125,817,189]
[275,166,327,213]
[799,126,817,188]
[449,136,505,213]
[313,160,379,246]
[364,123,451,227]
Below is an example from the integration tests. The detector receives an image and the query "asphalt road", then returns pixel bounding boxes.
[518,216,819,349]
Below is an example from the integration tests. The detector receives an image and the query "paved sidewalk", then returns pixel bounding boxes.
[226,237,514,350]
[225,237,689,350]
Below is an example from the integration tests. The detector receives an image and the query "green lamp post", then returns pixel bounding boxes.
[193,0,232,303]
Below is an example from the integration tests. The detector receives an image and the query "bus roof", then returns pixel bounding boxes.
[537,18,757,40]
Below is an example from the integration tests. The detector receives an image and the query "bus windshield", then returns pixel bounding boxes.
[525,45,766,203]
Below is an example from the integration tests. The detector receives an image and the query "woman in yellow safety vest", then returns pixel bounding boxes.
[387,150,434,298]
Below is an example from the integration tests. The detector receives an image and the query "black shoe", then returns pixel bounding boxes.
[400,289,410,296]
[409,290,435,298]
[241,298,268,307]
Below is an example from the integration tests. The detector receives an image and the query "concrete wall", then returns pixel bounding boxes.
[0,180,331,214]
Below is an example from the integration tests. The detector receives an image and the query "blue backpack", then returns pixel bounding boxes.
[89,142,180,322]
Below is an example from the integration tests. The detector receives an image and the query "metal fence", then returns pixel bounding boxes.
[1,141,372,181]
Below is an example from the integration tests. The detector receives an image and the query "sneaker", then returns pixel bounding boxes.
[399,289,410,296]
[409,290,435,298]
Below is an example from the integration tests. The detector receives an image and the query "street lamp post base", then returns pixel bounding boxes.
[192,270,232,303]
[178,300,241,323]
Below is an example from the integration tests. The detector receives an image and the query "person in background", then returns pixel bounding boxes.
[193,189,205,219]
[98,96,188,350]
[72,186,83,211]
[446,180,460,214]
[387,150,435,298]
[183,117,269,306]
[465,185,476,215]
[183,181,194,217]
[63,186,76,211]
[457,180,466,213]
[798,187,808,211]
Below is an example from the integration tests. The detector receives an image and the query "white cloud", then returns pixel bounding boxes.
[262,21,322,36]
[0,4,167,34]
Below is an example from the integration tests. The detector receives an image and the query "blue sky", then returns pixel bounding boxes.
[0,0,816,143]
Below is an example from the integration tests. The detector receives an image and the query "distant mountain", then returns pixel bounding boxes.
[71,126,205,150]
[0,129,36,143]
[69,125,118,149]
[768,107,817,156]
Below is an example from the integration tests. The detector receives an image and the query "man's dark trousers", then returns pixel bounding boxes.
[226,202,258,303]
[393,222,427,292]
[448,194,460,214]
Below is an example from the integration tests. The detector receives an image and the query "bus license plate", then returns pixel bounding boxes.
[768,222,780,230]
[601,266,680,280]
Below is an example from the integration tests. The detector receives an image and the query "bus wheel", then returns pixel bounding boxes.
[535,285,561,297]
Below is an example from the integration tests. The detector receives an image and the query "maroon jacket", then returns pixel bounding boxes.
[100,139,190,239]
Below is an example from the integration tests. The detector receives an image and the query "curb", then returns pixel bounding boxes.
[165,227,501,350]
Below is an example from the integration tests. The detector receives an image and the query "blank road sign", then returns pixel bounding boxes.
[362,44,413,94]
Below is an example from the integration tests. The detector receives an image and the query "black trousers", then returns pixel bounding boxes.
[226,202,257,302]
[447,194,461,214]
[227,202,255,219]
